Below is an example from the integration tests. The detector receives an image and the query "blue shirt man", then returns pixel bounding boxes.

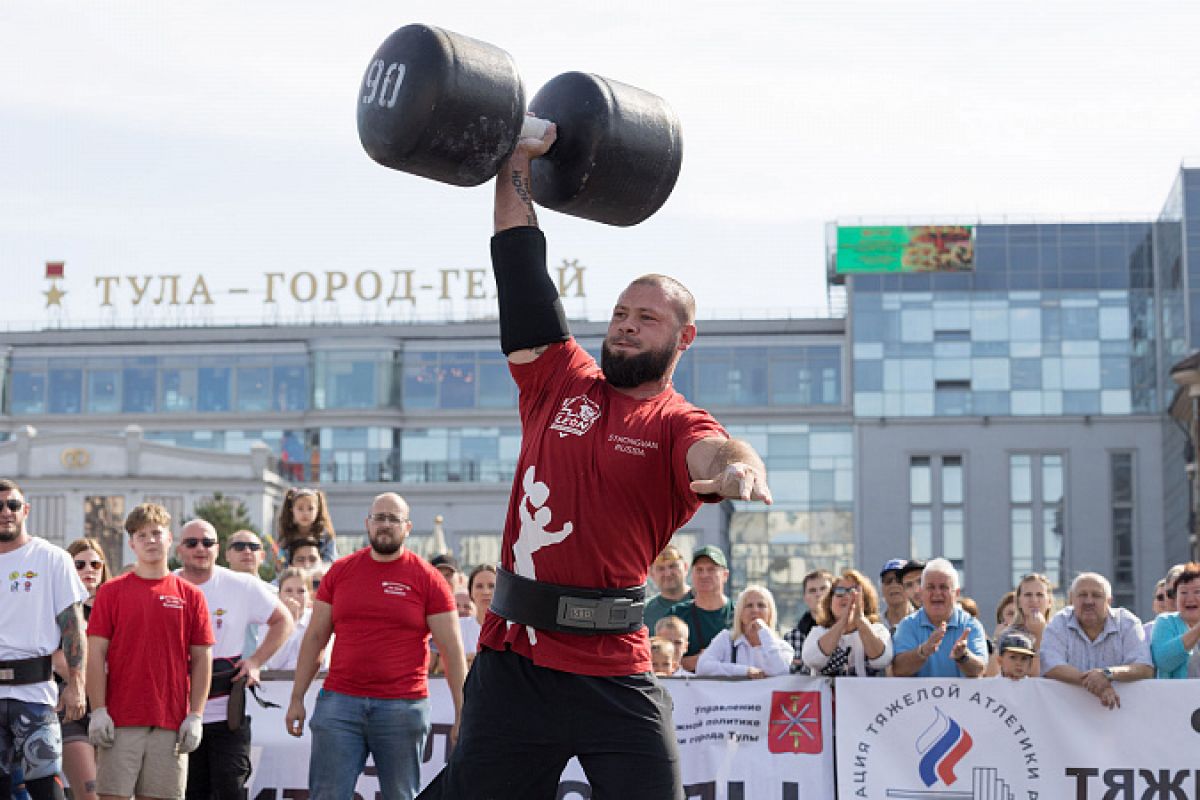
[891,558,987,678]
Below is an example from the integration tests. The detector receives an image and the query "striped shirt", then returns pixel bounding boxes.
[1040,606,1151,673]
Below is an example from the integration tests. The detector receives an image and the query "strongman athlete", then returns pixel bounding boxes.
[419,126,773,799]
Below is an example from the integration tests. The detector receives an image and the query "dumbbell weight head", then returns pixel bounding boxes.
[529,72,683,227]
[357,24,526,187]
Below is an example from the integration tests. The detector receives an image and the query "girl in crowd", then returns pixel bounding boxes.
[802,569,893,677]
[986,573,1054,676]
[57,537,110,800]
[697,585,794,678]
[1151,563,1200,678]
[263,568,326,671]
[275,487,337,567]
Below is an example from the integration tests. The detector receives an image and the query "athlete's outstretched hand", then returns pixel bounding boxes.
[690,462,773,504]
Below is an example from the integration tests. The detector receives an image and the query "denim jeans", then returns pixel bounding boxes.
[308,688,430,800]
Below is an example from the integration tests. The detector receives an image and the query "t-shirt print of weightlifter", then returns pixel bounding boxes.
[510,465,574,645]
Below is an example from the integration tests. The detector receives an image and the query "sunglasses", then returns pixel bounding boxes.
[1,498,25,512]
[832,586,859,597]
[229,541,263,552]
[181,538,218,549]
[74,559,103,570]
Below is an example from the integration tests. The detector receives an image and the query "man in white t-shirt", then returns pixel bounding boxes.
[0,478,89,800]
[177,519,293,800]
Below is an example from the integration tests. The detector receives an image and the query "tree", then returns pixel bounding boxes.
[191,492,274,579]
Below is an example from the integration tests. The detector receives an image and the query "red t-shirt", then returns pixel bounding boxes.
[478,339,725,676]
[317,548,455,699]
[88,572,215,729]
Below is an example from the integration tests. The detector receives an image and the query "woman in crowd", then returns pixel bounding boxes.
[57,537,110,800]
[986,573,1054,676]
[1151,563,1200,678]
[460,564,497,664]
[263,567,326,671]
[802,569,892,677]
[275,487,337,567]
[697,585,793,678]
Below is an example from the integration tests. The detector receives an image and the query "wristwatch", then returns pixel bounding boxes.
[1100,667,1114,681]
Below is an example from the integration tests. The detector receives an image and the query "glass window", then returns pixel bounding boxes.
[911,508,932,561]
[320,353,388,410]
[696,350,736,406]
[273,364,308,411]
[236,366,272,412]
[122,364,157,413]
[439,353,478,410]
[402,352,439,410]
[197,367,231,412]
[478,353,516,409]
[942,457,963,504]
[11,370,46,414]
[910,458,931,504]
[160,368,196,412]
[1010,455,1032,503]
[48,368,82,414]
[87,370,120,414]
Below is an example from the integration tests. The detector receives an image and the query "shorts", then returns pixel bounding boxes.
[0,699,62,781]
[96,727,186,800]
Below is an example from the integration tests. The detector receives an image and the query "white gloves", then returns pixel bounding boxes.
[88,707,115,748]
[176,713,204,754]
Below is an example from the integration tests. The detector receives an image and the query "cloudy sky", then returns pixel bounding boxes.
[3,1,1199,329]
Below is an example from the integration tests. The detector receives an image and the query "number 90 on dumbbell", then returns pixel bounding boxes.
[356,24,683,227]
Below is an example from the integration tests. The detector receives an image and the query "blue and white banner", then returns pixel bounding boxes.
[246,675,835,799]
[835,677,1200,800]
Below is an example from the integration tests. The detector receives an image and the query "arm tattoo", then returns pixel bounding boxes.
[510,169,537,226]
[56,602,86,671]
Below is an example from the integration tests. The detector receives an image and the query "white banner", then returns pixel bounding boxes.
[835,677,1200,800]
[246,675,835,799]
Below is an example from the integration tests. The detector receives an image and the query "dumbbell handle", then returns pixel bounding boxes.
[520,115,552,141]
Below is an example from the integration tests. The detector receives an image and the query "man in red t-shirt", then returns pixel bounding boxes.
[86,503,214,800]
[420,128,773,800]
[286,493,464,800]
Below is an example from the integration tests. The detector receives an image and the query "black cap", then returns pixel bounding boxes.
[430,553,459,572]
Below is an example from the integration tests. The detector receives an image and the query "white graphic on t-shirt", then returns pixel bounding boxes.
[549,395,602,438]
[508,465,575,646]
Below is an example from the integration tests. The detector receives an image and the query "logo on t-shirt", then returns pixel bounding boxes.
[382,581,411,597]
[213,608,227,629]
[549,395,602,438]
[9,570,38,593]
[159,594,185,610]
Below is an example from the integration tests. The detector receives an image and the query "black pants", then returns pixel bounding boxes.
[419,648,682,800]
[185,717,252,800]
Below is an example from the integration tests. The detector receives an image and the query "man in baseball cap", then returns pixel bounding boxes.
[879,559,917,634]
[664,546,732,671]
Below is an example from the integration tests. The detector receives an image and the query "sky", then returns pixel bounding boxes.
[3,1,1199,330]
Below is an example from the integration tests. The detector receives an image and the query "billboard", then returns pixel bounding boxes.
[836,225,974,273]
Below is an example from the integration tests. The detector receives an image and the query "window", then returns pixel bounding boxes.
[909,455,966,580]
[1009,454,1065,589]
[1110,452,1135,610]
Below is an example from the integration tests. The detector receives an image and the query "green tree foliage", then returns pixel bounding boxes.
[190,492,275,580]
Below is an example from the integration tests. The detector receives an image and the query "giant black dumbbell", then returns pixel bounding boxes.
[357,24,682,227]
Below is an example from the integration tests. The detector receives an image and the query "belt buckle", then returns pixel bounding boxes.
[0,668,13,682]
[556,596,641,631]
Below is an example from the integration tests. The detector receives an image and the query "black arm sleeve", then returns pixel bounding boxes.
[491,226,571,355]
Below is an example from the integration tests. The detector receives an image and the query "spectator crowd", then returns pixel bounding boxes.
[3,475,1196,800]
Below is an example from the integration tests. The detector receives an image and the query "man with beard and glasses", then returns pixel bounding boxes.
[0,479,88,800]
[286,493,464,800]
[419,127,772,800]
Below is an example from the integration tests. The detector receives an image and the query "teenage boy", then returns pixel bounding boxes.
[87,504,214,800]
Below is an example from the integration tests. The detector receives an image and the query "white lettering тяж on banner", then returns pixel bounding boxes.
[835,677,1200,800]
[246,676,835,799]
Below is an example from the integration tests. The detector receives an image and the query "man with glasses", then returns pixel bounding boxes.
[176,520,292,800]
[225,530,266,579]
[0,479,89,800]
[86,503,214,800]
[286,493,465,800]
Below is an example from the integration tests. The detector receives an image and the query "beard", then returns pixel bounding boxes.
[369,532,403,556]
[0,527,18,542]
[601,338,676,389]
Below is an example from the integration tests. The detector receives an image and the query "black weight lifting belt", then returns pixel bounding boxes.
[0,655,53,685]
[491,226,570,355]
[491,566,645,635]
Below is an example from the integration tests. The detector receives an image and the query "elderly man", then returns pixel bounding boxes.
[177,520,292,800]
[643,545,692,634]
[891,558,987,678]
[1041,572,1152,709]
[0,479,88,800]
[286,493,465,800]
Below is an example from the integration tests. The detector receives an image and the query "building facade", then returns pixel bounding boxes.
[5,167,1200,622]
